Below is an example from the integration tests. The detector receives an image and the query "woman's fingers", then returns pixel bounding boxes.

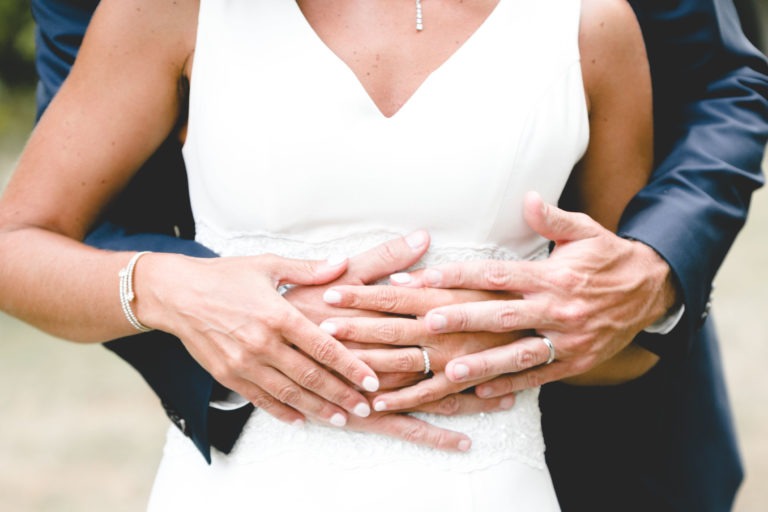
[320,317,423,347]
[343,230,430,284]
[281,308,380,393]
[444,335,559,383]
[351,347,427,373]
[424,299,551,334]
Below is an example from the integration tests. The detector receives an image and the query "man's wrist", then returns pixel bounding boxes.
[626,238,683,333]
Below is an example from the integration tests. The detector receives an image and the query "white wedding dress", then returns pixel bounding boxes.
[148,0,587,510]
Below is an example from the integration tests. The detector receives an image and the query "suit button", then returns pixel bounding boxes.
[162,401,188,436]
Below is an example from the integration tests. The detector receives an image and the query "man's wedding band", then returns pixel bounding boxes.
[421,348,431,375]
[540,336,556,365]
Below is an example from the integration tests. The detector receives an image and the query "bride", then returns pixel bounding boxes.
[0,0,653,509]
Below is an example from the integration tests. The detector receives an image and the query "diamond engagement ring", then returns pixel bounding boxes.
[540,336,556,365]
[421,348,431,374]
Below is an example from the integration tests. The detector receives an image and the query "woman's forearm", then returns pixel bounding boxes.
[0,226,152,342]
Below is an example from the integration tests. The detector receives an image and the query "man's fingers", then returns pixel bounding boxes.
[444,335,555,382]
[346,413,471,452]
[416,259,544,292]
[344,231,430,284]
[523,190,602,243]
[474,362,569,398]
[416,392,517,416]
[424,300,550,334]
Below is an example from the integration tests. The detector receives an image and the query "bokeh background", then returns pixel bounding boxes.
[0,2,766,510]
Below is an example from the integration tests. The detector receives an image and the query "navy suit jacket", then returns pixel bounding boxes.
[31,0,768,510]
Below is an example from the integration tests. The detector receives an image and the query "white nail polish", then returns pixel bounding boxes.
[323,289,342,304]
[330,413,347,427]
[353,403,371,418]
[292,419,305,428]
[405,231,428,250]
[373,401,387,412]
[326,254,347,267]
[362,376,380,392]
[389,272,412,285]
[428,313,447,331]
[458,439,472,452]
[319,321,337,335]
[452,363,469,380]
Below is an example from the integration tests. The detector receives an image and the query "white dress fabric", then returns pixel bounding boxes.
[149,0,588,510]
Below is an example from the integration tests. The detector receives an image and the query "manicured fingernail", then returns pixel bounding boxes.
[373,401,387,412]
[326,254,347,267]
[319,320,337,335]
[458,439,472,452]
[500,396,516,410]
[451,363,469,380]
[389,272,412,285]
[323,289,342,304]
[362,376,380,393]
[353,403,371,418]
[424,269,442,286]
[292,419,305,428]
[427,313,447,331]
[330,413,347,427]
[405,231,428,250]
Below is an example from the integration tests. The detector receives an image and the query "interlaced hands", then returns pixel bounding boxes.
[141,231,484,451]
[322,191,675,405]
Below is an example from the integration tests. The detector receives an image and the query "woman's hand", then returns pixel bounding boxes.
[134,252,382,428]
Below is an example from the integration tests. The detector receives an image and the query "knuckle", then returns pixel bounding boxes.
[525,372,544,389]
[402,424,428,444]
[437,394,462,416]
[416,386,438,404]
[311,336,339,366]
[494,302,518,330]
[275,384,302,405]
[374,242,400,265]
[396,351,418,372]
[247,390,275,410]
[372,287,401,312]
[482,262,511,289]
[375,322,405,344]
[515,347,538,370]
[297,367,325,390]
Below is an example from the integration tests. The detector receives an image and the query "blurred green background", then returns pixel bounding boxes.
[0,2,767,511]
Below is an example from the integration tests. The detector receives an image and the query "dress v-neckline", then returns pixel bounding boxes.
[290,0,504,119]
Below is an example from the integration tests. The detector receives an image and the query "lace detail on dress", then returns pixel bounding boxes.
[195,222,551,265]
[164,225,551,472]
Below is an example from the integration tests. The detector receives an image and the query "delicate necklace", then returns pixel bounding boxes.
[416,0,424,31]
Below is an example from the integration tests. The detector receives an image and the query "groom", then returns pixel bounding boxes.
[31,0,767,511]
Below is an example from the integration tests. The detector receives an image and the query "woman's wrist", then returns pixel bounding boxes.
[131,252,195,333]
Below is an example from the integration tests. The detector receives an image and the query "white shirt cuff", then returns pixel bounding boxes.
[643,303,685,335]
[209,390,250,411]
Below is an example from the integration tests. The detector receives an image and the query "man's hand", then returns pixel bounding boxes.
[321,192,676,400]
[405,192,675,395]
[135,232,431,429]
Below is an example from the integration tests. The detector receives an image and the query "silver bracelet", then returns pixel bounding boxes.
[118,251,153,332]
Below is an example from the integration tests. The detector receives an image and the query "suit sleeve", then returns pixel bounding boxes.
[30,0,246,463]
[620,0,768,358]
